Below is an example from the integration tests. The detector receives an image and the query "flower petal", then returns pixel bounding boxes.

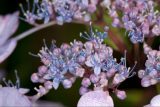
[94,66,101,75]
[0,12,19,46]
[0,39,17,63]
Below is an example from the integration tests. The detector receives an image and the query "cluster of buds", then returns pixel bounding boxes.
[102,0,160,43]
[138,43,160,87]
[31,24,136,100]
[20,0,100,25]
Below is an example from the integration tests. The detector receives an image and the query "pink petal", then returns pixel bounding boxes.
[0,39,17,63]
[0,12,19,46]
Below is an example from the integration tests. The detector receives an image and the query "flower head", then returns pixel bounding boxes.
[138,43,160,87]
[105,0,160,43]
[31,24,136,101]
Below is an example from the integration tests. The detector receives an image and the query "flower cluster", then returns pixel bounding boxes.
[102,0,160,43]
[31,24,136,100]
[138,43,160,87]
[20,0,99,25]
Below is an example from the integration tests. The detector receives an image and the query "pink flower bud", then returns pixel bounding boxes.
[44,81,53,90]
[81,78,91,87]
[39,86,47,95]
[116,90,126,100]
[31,73,39,83]
[79,86,89,95]
[141,76,151,87]
[38,65,48,75]
[62,79,72,89]
[90,74,99,83]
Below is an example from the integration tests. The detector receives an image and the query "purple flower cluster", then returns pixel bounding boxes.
[102,0,160,43]
[31,25,136,100]
[20,0,99,25]
[138,43,160,87]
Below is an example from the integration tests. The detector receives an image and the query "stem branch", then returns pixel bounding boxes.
[14,21,57,41]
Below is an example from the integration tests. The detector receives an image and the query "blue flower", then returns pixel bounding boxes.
[85,53,103,75]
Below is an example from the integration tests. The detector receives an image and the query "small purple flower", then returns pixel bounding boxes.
[138,43,160,87]
[85,53,103,75]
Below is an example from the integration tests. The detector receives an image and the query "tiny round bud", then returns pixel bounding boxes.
[31,73,39,83]
[53,48,61,56]
[81,78,91,87]
[79,86,89,95]
[41,58,50,65]
[115,90,127,100]
[39,86,47,95]
[141,77,151,87]
[90,74,99,83]
[62,79,72,89]
[99,78,108,87]
[38,65,48,75]
[44,81,53,90]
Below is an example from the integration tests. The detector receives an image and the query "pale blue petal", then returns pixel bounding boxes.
[94,66,101,75]
[52,78,60,90]
[85,60,93,67]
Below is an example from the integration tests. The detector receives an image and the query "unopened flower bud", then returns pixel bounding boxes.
[62,79,72,89]
[141,77,151,87]
[38,65,48,75]
[90,74,99,83]
[115,90,126,100]
[79,86,89,95]
[44,81,52,90]
[81,78,91,87]
[31,73,39,83]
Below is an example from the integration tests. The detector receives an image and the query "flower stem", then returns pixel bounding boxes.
[14,21,57,41]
